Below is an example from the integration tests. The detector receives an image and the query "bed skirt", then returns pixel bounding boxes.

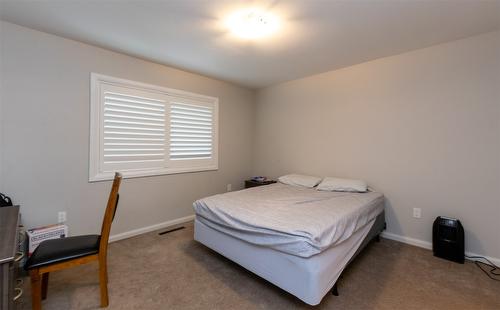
[194,211,385,305]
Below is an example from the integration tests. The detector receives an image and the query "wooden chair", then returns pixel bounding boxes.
[25,172,122,309]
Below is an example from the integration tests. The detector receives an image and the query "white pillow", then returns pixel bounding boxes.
[278,174,322,188]
[316,177,368,192]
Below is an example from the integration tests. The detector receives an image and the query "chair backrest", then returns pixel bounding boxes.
[99,172,122,255]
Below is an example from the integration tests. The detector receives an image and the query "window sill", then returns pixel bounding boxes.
[89,165,218,182]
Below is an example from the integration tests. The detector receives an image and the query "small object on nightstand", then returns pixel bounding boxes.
[245,178,277,188]
[251,176,267,182]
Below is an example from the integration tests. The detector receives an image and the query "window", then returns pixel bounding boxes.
[89,73,218,181]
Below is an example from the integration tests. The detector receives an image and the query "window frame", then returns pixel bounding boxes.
[89,73,219,182]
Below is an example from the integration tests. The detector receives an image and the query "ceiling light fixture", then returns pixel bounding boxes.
[225,8,279,39]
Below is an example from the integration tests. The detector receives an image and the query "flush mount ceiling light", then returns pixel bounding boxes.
[225,8,280,39]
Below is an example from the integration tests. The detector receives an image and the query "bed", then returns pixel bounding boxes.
[193,182,385,305]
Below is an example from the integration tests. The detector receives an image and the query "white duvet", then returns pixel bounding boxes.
[193,183,384,258]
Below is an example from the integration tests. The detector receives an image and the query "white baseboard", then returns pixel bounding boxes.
[108,217,500,266]
[381,231,432,250]
[381,231,500,266]
[109,214,195,243]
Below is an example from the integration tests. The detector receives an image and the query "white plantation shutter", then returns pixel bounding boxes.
[170,102,213,160]
[102,90,166,171]
[90,74,218,181]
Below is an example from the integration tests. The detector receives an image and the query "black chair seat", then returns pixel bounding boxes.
[25,235,100,270]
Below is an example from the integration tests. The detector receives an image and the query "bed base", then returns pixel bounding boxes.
[195,211,386,305]
[330,211,386,296]
[331,283,339,296]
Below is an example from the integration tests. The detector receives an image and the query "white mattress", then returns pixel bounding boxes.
[193,183,384,257]
[194,217,376,305]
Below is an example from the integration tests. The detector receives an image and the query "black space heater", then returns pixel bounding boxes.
[433,216,464,263]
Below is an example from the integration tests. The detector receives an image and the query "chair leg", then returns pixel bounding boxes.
[104,263,108,284]
[30,269,42,310]
[99,258,109,307]
[41,272,49,300]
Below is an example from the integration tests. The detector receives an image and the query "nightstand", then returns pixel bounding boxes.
[245,179,277,188]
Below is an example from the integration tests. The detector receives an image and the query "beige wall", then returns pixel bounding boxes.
[254,31,500,259]
[0,22,4,191]
[0,22,255,237]
[1,21,499,260]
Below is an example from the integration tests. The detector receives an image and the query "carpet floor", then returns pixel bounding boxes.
[19,222,500,310]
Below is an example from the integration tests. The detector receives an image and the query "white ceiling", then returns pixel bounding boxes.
[1,0,499,89]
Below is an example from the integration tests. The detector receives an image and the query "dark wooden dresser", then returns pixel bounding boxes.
[0,206,23,310]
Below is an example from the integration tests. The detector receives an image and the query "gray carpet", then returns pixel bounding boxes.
[19,222,500,309]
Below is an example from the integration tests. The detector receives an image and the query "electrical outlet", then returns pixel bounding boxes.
[226,184,232,192]
[413,208,422,219]
[58,211,67,223]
